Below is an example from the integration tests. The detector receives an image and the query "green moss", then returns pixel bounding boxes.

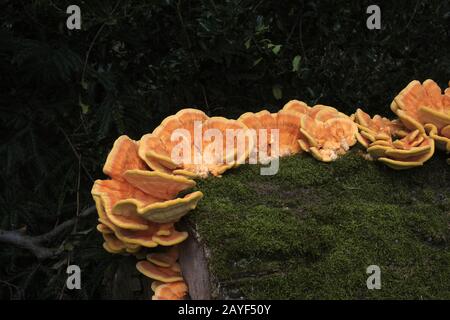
[189,150,450,299]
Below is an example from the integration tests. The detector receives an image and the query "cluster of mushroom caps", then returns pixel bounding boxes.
[91,135,203,300]
[92,78,449,300]
[354,79,450,168]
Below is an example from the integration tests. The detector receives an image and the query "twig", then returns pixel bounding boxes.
[74,156,82,233]
[404,0,422,31]
[0,206,95,260]
[59,126,94,182]
[201,84,210,111]
[80,0,123,85]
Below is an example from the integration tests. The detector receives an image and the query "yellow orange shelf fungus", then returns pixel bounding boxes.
[151,281,188,300]
[139,109,254,178]
[391,79,450,158]
[297,105,358,162]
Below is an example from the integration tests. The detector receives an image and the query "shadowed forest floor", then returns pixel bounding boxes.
[188,148,450,299]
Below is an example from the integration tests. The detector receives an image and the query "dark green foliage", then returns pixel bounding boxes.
[0,0,449,299]
[193,151,450,299]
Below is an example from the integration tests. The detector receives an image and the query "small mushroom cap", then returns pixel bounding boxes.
[151,281,164,292]
[299,110,357,162]
[127,191,204,223]
[392,79,450,132]
[136,260,183,283]
[97,223,113,234]
[367,145,391,159]
[354,108,406,140]
[152,281,188,300]
[147,246,179,268]
[355,132,370,149]
[138,134,174,173]
[377,157,424,170]
[92,179,150,230]
[102,233,128,252]
[360,130,376,143]
[103,135,148,181]
[92,179,203,225]
[103,242,125,254]
[152,229,188,246]
[122,169,196,200]
[384,144,431,159]
[282,100,310,114]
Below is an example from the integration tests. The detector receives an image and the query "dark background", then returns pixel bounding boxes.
[0,0,449,299]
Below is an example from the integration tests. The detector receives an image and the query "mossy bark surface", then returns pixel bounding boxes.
[183,149,450,299]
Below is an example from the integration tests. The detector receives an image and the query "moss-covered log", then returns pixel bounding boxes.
[180,149,450,299]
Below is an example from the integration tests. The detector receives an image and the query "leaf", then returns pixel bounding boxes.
[292,55,301,72]
[79,98,90,114]
[272,85,283,100]
[272,44,282,55]
[244,38,251,49]
[253,57,263,67]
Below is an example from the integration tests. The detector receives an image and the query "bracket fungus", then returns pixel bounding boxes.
[353,108,408,149]
[151,281,188,300]
[391,79,450,159]
[365,129,435,170]
[92,134,202,298]
[297,105,358,162]
[139,109,253,178]
[237,103,305,160]
[136,246,188,299]
[353,108,436,169]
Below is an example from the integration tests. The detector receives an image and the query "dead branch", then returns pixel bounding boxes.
[0,206,96,260]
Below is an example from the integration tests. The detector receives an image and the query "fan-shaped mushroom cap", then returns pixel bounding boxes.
[138,134,175,173]
[96,223,113,234]
[366,129,435,169]
[92,179,203,225]
[282,100,310,114]
[151,281,164,292]
[298,111,358,162]
[92,180,149,230]
[353,108,408,148]
[96,196,187,249]
[307,105,339,119]
[103,135,148,181]
[254,110,277,130]
[276,110,303,156]
[103,242,124,254]
[122,170,196,200]
[99,219,164,248]
[152,228,188,246]
[136,260,183,283]
[314,107,347,122]
[140,109,252,177]
[238,112,264,130]
[392,79,450,133]
[152,281,188,300]
[377,157,424,170]
[146,246,179,267]
[238,106,306,159]
[102,233,127,252]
